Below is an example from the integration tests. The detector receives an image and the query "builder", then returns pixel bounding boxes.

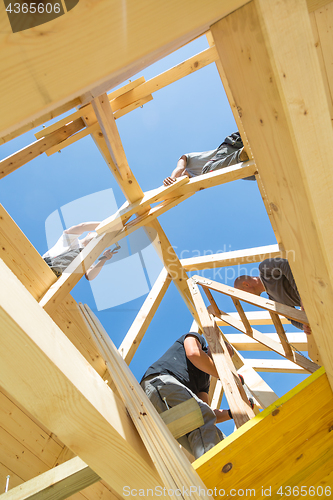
[234,257,311,334]
[43,221,118,280]
[163,131,255,186]
[140,332,234,459]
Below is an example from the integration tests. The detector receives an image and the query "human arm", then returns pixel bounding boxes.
[163,155,189,186]
[85,249,117,281]
[64,222,100,235]
[184,335,219,378]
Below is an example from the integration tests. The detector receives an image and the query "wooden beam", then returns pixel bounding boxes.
[0,0,251,140]
[80,304,209,497]
[237,359,278,408]
[216,310,290,326]
[39,195,188,315]
[0,457,99,500]
[211,0,333,389]
[34,77,146,140]
[224,332,308,352]
[109,46,219,111]
[188,278,255,427]
[96,177,189,236]
[0,259,162,496]
[181,243,281,271]
[195,368,333,494]
[210,306,318,373]
[247,359,307,374]
[160,398,204,440]
[119,268,171,364]
[0,119,84,180]
[192,276,309,325]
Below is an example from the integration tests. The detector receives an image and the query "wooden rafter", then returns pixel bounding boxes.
[211,0,333,390]
[0,259,162,497]
[80,304,209,498]
[187,278,255,427]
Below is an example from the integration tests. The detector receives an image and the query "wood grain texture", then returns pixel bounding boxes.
[195,368,333,495]
[211,0,333,389]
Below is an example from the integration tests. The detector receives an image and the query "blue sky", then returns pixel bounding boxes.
[0,34,308,436]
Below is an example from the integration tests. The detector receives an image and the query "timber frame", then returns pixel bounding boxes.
[1,0,333,498]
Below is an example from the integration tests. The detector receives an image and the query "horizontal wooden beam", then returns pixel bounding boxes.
[0,0,248,140]
[34,77,147,140]
[192,276,309,325]
[247,359,307,373]
[225,332,308,352]
[0,259,162,496]
[216,310,290,326]
[109,46,219,111]
[182,243,281,271]
[211,306,318,373]
[0,119,84,179]
[0,457,99,500]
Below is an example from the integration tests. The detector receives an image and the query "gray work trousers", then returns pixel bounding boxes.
[140,374,223,459]
[202,143,255,180]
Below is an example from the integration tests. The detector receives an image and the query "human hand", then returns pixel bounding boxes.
[163,176,176,186]
[102,249,117,260]
[303,324,312,335]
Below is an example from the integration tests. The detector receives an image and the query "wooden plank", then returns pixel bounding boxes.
[80,304,209,498]
[0,457,99,500]
[0,0,251,140]
[39,194,190,316]
[0,120,85,179]
[51,297,108,379]
[216,310,290,326]
[0,390,63,469]
[96,177,189,236]
[231,298,253,336]
[181,243,281,271]
[210,305,318,374]
[44,96,153,157]
[0,98,81,146]
[113,95,153,119]
[160,398,204,440]
[314,3,333,114]
[237,361,278,408]
[310,9,333,120]
[33,44,218,146]
[34,77,146,140]
[91,94,133,181]
[224,332,308,352]
[110,46,219,111]
[45,123,100,156]
[192,276,309,325]
[246,359,307,374]
[188,279,255,427]
[119,268,171,364]
[209,379,224,410]
[205,30,284,247]
[0,204,57,300]
[163,162,257,200]
[0,259,162,497]
[211,0,333,390]
[194,368,333,495]
[269,311,293,359]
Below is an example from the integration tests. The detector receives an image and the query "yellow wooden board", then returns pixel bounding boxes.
[194,368,333,497]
